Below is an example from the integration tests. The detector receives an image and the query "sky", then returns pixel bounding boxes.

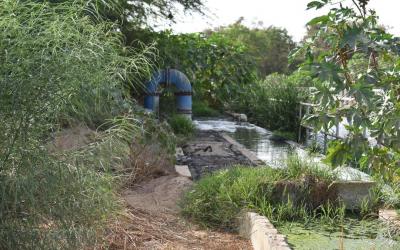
[157,0,400,42]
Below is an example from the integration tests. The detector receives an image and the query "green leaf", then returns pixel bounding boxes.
[339,27,363,49]
[307,15,329,26]
[307,0,328,10]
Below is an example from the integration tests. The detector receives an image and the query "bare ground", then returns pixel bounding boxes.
[53,126,251,249]
[104,175,251,250]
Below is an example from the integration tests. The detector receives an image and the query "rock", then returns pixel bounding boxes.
[175,147,184,158]
[175,165,192,178]
[226,112,248,122]
[237,113,247,122]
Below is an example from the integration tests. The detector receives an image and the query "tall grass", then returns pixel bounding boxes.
[181,155,345,230]
[168,114,195,137]
[0,1,155,248]
[229,73,305,137]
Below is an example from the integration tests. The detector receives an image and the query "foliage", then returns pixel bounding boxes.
[133,30,257,107]
[298,0,400,180]
[272,130,298,142]
[138,113,178,154]
[214,21,296,77]
[0,1,154,248]
[228,73,305,135]
[168,115,195,137]
[45,0,204,27]
[181,155,342,229]
[192,100,220,117]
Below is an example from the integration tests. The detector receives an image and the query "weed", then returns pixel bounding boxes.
[168,115,195,137]
[306,141,323,154]
[181,155,345,230]
[229,73,304,136]
[192,100,220,117]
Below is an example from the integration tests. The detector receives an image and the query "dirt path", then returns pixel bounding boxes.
[110,175,251,250]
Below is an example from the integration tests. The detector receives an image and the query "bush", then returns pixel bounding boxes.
[181,155,343,230]
[192,100,220,117]
[229,73,305,136]
[0,1,154,248]
[168,115,195,137]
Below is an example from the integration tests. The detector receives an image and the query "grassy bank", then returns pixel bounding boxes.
[181,156,382,230]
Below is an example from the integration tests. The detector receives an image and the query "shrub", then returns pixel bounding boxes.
[192,100,220,117]
[0,1,154,248]
[168,115,195,137]
[229,73,305,136]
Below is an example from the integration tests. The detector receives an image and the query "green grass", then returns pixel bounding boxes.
[168,114,195,137]
[181,155,342,230]
[272,130,297,142]
[192,100,220,117]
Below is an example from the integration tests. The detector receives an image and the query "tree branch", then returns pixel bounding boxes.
[351,0,365,17]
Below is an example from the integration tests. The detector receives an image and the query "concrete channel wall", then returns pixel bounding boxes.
[239,212,291,250]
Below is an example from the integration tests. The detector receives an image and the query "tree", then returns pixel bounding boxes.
[300,0,400,181]
[45,0,205,28]
[213,20,296,77]
[145,30,257,106]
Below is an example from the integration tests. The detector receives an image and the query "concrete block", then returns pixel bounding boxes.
[175,147,184,157]
[239,212,291,250]
[332,181,376,210]
[175,165,192,178]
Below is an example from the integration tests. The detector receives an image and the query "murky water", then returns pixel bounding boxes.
[279,220,400,250]
[194,118,371,181]
[194,118,306,168]
[194,118,395,249]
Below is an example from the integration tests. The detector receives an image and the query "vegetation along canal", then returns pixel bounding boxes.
[193,118,400,250]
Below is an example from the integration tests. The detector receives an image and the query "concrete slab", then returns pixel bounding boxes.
[178,131,257,179]
[221,133,264,166]
[175,165,192,178]
[175,147,184,157]
[239,212,291,250]
[332,181,376,210]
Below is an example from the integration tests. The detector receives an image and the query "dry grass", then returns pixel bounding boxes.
[100,206,251,250]
[120,142,175,187]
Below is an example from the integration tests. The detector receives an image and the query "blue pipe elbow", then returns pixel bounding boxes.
[144,69,192,119]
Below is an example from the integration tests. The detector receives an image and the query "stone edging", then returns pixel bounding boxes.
[220,133,264,166]
[239,212,291,250]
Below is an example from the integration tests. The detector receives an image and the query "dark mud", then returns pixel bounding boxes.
[177,131,257,180]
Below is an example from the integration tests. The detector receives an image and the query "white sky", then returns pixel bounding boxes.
[158,0,400,41]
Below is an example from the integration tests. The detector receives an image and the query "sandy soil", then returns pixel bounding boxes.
[52,126,251,249]
[112,175,251,250]
[123,175,192,214]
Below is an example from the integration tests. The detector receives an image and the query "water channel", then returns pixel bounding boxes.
[194,118,306,168]
[193,117,400,250]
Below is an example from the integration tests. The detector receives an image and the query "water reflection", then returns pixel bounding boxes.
[228,127,294,167]
[194,118,297,167]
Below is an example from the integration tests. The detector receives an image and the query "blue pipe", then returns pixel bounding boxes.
[144,69,192,118]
